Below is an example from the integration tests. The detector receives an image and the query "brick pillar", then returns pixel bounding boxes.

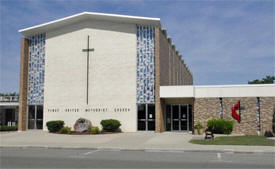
[155,28,165,132]
[18,38,29,131]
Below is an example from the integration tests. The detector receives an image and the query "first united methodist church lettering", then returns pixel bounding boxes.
[47,107,131,113]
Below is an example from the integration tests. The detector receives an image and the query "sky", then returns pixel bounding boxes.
[0,0,274,93]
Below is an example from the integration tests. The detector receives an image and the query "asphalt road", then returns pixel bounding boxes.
[0,148,274,169]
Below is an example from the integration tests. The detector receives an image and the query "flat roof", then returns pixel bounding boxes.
[19,12,161,37]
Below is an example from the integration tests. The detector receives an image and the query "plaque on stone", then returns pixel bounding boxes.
[74,118,92,132]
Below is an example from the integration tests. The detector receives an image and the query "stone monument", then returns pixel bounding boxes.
[74,118,92,132]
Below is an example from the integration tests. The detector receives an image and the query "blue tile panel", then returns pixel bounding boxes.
[27,34,45,105]
[136,25,155,103]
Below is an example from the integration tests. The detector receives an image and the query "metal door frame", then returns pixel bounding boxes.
[27,105,43,130]
[180,104,189,132]
[167,104,190,132]
[137,104,155,131]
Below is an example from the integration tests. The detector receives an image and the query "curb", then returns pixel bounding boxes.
[1,145,274,154]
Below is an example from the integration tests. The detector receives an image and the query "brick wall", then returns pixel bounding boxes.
[194,98,220,128]
[155,28,194,132]
[223,97,258,135]
[158,29,169,86]
[155,28,193,132]
[260,97,275,135]
[155,28,165,132]
[194,97,275,135]
[18,38,29,131]
[158,29,193,86]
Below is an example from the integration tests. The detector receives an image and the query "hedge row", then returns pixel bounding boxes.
[207,119,234,134]
[46,119,121,133]
[0,125,18,131]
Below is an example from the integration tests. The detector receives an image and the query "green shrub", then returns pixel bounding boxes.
[88,126,100,134]
[46,120,64,133]
[0,125,18,131]
[207,119,234,134]
[194,122,204,134]
[194,123,203,130]
[100,119,121,132]
[59,126,72,134]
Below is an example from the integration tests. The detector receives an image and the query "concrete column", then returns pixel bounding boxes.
[155,28,165,132]
[18,38,29,131]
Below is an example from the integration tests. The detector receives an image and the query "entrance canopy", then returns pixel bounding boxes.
[160,84,275,98]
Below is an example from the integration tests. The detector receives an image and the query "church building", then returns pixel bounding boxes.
[18,12,275,135]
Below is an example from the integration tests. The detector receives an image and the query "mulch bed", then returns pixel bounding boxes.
[70,131,122,135]
[52,131,122,135]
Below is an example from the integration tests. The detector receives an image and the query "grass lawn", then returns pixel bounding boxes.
[189,136,275,146]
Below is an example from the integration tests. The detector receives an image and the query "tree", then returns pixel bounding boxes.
[248,75,275,84]
[0,92,19,96]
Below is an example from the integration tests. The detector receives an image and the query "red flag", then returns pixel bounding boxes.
[232,101,241,123]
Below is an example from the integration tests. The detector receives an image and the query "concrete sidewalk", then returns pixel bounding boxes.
[1,131,274,153]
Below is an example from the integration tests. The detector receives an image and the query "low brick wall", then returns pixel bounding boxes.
[194,97,275,135]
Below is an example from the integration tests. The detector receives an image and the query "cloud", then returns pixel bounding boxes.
[157,1,274,84]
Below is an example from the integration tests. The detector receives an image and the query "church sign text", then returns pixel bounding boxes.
[47,107,131,113]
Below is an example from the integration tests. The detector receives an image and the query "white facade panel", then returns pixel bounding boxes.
[195,84,275,98]
[44,20,137,132]
[160,86,194,98]
[160,84,275,98]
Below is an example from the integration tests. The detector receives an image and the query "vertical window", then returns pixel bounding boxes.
[219,98,223,119]
[256,97,261,135]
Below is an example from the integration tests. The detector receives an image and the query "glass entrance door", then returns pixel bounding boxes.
[36,105,43,129]
[172,105,179,131]
[28,105,35,129]
[147,104,155,131]
[137,104,155,131]
[165,104,192,132]
[137,104,146,130]
[165,105,171,131]
[28,105,43,129]
[180,105,188,131]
